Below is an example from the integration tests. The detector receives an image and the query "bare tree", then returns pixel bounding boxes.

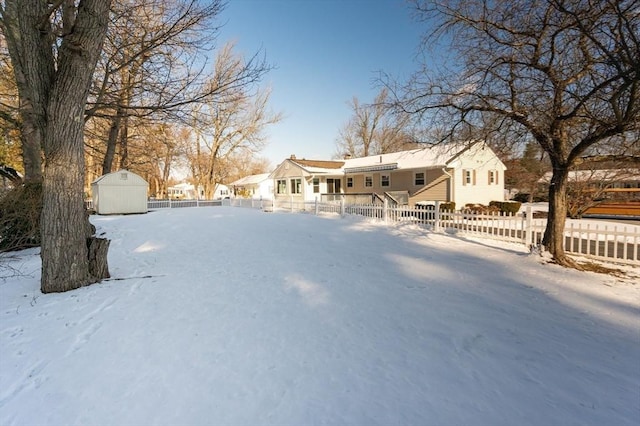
[504,141,550,202]
[1,0,112,292]
[336,88,416,158]
[186,42,282,199]
[0,37,22,177]
[399,0,639,267]
[86,0,224,175]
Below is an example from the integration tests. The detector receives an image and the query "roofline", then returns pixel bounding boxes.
[344,163,398,174]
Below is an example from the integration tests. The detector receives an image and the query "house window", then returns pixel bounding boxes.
[364,175,373,187]
[290,178,302,194]
[313,178,320,193]
[463,169,475,185]
[277,179,287,194]
[381,174,390,187]
[347,177,353,188]
[488,170,498,185]
[415,172,425,186]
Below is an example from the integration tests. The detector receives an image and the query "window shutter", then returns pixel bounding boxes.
[462,170,467,186]
[496,170,499,184]
[473,170,476,185]
[488,170,491,184]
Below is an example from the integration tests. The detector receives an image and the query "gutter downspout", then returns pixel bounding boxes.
[442,167,453,204]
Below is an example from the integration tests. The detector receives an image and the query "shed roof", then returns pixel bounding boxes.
[92,170,148,187]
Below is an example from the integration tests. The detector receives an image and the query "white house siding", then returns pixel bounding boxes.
[250,181,273,200]
[271,161,315,202]
[449,144,506,208]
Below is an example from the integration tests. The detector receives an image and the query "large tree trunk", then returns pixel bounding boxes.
[118,115,129,170]
[542,165,578,268]
[102,112,122,175]
[20,124,44,183]
[38,0,112,293]
[2,0,51,184]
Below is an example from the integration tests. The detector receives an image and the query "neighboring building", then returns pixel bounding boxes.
[538,166,640,217]
[91,170,148,215]
[212,183,232,199]
[167,182,198,199]
[167,182,233,200]
[0,165,22,194]
[539,168,640,201]
[229,173,273,199]
[270,141,507,208]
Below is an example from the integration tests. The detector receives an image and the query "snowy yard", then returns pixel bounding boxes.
[1,207,639,426]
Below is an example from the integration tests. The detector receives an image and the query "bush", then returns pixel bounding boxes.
[512,192,549,203]
[489,201,522,215]
[463,203,500,214]
[0,183,42,252]
[439,202,455,211]
[512,193,531,203]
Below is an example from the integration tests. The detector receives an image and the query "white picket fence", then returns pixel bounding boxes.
[224,198,640,266]
[84,197,639,265]
[85,199,223,210]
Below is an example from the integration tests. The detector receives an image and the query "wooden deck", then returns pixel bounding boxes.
[584,202,640,217]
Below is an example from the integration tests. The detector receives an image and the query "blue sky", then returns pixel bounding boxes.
[216,0,426,166]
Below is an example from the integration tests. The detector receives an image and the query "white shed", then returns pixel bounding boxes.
[91,170,148,215]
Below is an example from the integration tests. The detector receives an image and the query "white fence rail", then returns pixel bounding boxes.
[85,199,223,210]
[223,198,639,266]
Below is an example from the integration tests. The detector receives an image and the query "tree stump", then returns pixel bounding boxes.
[87,237,110,280]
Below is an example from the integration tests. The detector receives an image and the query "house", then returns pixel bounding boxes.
[539,168,640,200]
[91,170,148,215]
[269,141,507,208]
[229,173,273,199]
[212,183,232,199]
[167,182,199,199]
[167,182,233,200]
[539,166,640,217]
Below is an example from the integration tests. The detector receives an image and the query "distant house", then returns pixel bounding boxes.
[167,182,198,199]
[91,170,148,215]
[212,183,232,199]
[538,166,640,216]
[269,141,507,208]
[539,168,640,199]
[229,173,273,199]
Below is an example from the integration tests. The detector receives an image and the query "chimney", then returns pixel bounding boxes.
[290,154,296,160]
[343,153,352,160]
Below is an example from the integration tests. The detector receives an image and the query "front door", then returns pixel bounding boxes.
[326,178,341,193]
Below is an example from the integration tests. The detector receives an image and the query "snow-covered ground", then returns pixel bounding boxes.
[1,207,639,426]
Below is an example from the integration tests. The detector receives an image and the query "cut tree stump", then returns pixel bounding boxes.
[87,236,110,280]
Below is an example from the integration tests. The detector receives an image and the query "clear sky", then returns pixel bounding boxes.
[216,0,426,167]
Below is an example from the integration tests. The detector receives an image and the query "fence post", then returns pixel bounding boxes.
[434,201,441,232]
[524,206,532,247]
[315,197,319,215]
[169,197,172,208]
[340,197,345,217]
[383,198,388,223]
